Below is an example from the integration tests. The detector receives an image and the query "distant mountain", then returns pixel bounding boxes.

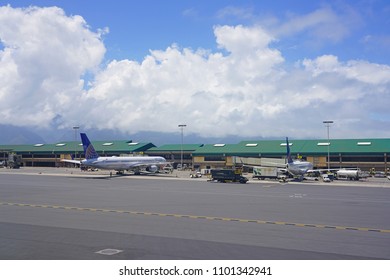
[0,125,46,145]
[0,125,267,146]
[123,131,252,146]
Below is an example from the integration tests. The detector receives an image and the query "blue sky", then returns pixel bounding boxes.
[4,0,389,63]
[0,0,389,141]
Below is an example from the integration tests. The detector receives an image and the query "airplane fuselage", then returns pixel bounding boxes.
[287,160,313,176]
[82,156,166,171]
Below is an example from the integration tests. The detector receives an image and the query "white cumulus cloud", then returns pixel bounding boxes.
[0,5,106,127]
[0,5,389,139]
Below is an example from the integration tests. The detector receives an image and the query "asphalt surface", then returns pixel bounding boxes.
[0,167,389,259]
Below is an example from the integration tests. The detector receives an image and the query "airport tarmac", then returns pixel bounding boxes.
[0,167,389,259]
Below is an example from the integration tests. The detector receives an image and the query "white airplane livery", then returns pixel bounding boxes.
[285,137,313,177]
[62,133,167,174]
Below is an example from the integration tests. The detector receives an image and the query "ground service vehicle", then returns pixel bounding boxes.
[252,166,280,180]
[210,169,248,184]
[336,169,362,180]
[190,171,202,178]
[321,174,332,182]
[7,153,22,169]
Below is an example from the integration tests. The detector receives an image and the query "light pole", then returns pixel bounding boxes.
[178,124,186,170]
[323,121,333,171]
[72,126,79,165]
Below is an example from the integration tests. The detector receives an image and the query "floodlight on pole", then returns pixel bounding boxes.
[73,126,79,165]
[323,121,333,171]
[178,124,186,170]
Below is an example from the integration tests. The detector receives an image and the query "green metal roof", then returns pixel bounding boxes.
[1,138,389,157]
[0,140,155,154]
[192,143,245,156]
[148,144,204,152]
[192,139,390,156]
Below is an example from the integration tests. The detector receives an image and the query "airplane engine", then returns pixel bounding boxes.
[146,165,158,173]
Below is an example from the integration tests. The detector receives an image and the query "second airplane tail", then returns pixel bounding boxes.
[286,137,293,164]
[80,133,99,160]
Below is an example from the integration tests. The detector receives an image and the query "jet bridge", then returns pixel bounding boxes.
[233,156,286,167]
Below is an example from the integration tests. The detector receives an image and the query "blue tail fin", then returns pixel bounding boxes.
[80,133,99,159]
[286,137,293,164]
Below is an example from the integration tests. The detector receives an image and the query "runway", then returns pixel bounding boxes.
[0,170,389,259]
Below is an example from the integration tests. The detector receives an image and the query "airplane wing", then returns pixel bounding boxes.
[307,168,346,173]
[124,161,167,174]
[126,161,167,168]
[61,159,82,165]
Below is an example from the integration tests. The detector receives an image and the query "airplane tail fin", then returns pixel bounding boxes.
[286,137,293,164]
[80,133,99,160]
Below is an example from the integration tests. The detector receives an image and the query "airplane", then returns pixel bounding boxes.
[61,133,167,175]
[239,137,314,181]
[241,137,365,182]
[277,138,366,181]
[284,137,314,177]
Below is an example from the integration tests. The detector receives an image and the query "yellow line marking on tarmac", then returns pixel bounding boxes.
[1,201,390,233]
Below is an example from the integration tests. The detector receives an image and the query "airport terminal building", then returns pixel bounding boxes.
[189,139,389,173]
[1,138,389,173]
[0,140,156,168]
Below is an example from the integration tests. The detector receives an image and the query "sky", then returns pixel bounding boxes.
[0,0,389,142]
